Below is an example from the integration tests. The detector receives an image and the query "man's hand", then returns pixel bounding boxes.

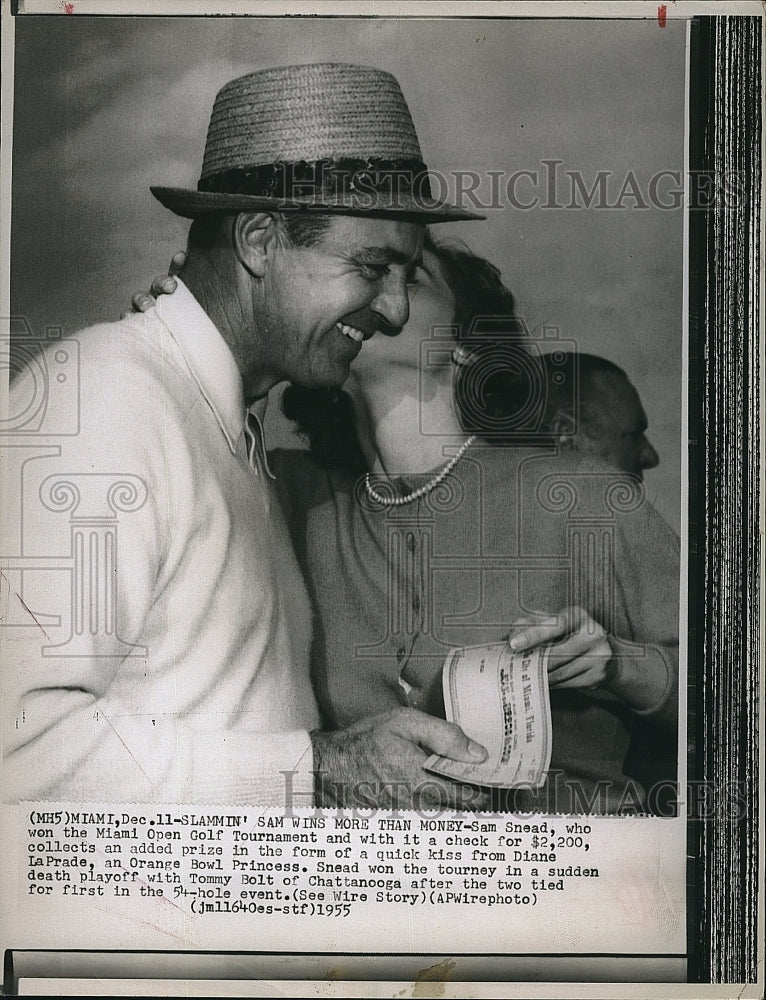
[122,251,187,317]
[311,708,489,810]
[508,605,613,692]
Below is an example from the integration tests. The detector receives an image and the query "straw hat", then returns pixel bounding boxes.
[151,63,483,223]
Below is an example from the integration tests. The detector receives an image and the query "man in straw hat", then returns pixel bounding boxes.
[5,63,488,809]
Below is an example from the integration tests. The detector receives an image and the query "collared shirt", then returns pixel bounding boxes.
[4,280,318,804]
[272,444,680,814]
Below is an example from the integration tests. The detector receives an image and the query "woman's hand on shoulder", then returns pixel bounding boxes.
[121,251,187,318]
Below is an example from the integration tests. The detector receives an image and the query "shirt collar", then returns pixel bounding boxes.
[154,278,246,453]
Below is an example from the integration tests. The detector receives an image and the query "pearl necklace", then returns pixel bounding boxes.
[364,435,477,507]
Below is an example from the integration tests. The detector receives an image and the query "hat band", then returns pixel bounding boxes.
[198,158,434,207]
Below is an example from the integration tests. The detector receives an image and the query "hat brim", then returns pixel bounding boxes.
[150,187,484,223]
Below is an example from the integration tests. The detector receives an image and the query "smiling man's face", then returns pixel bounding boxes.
[258,214,424,389]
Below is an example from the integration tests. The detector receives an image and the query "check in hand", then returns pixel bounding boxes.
[122,251,187,317]
[508,605,614,692]
[311,708,490,811]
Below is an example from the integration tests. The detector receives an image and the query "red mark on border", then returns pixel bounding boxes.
[657,5,667,27]
[64,2,75,12]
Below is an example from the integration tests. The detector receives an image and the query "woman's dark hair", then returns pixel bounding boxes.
[281,232,537,473]
[429,240,535,442]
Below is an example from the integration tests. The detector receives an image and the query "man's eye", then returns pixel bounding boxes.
[360,263,390,281]
[406,266,423,286]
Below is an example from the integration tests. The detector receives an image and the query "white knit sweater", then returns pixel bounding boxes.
[3,281,318,806]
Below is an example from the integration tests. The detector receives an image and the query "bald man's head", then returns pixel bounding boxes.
[541,352,659,480]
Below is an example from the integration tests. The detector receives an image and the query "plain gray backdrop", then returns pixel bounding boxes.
[10,15,686,529]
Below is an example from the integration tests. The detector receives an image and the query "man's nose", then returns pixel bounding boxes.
[370,271,410,332]
[641,437,660,469]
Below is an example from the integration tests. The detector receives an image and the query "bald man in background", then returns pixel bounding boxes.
[540,352,660,481]
[540,350,676,812]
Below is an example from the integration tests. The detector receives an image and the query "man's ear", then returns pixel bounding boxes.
[549,409,576,443]
[233,212,280,279]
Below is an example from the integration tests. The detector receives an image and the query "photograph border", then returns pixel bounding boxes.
[0,2,763,995]
[686,12,762,986]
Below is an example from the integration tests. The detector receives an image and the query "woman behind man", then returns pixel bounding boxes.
[272,234,679,814]
[141,235,680,814]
